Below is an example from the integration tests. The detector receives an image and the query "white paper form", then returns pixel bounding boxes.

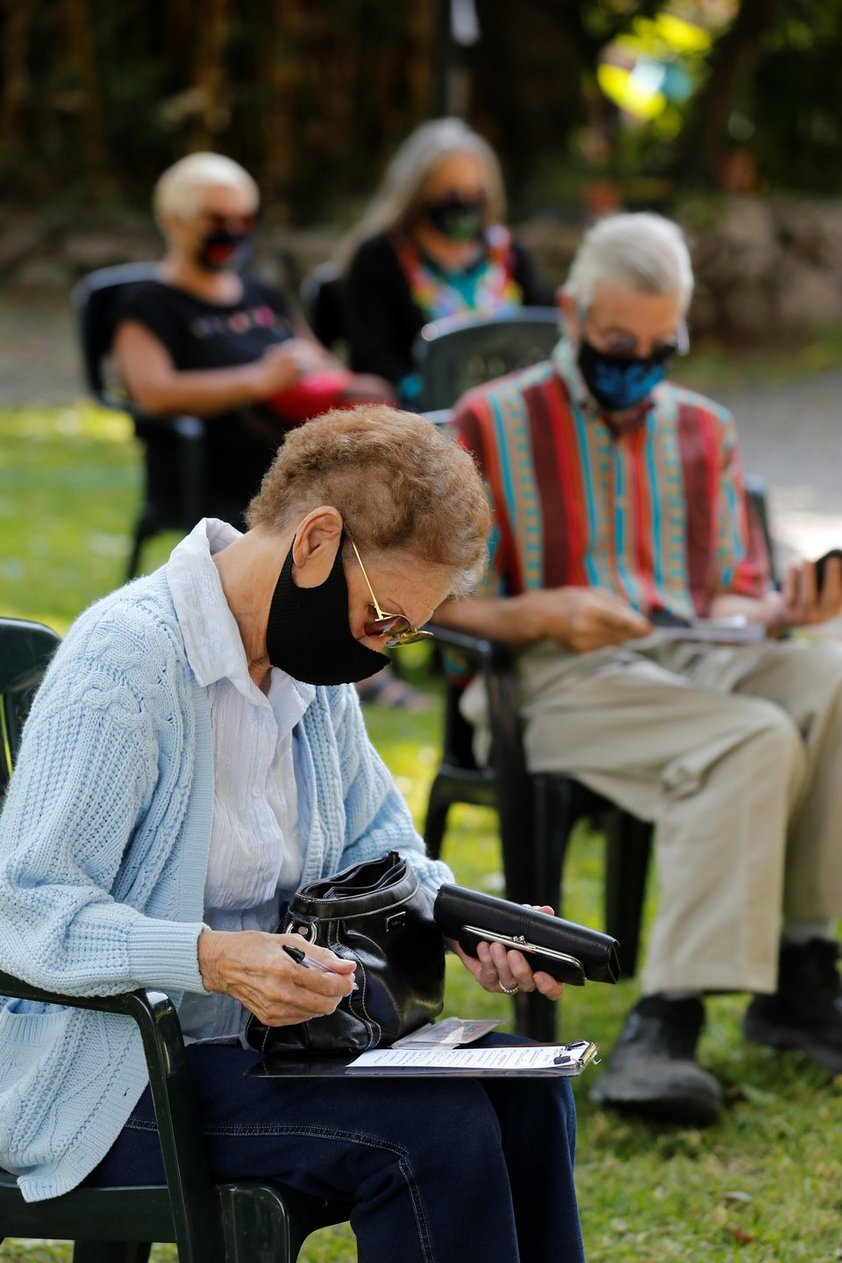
[346,1040,599,1077]
[632,617,765,646]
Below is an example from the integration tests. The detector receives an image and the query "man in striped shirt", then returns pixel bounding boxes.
[438,212,842,1126]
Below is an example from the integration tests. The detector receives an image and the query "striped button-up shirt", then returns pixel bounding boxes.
[452,339,769,619]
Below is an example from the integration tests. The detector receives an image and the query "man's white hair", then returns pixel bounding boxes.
[565,212,694,314]
[152,152,259,226]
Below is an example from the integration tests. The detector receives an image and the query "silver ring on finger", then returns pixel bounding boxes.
[499,981,519,995]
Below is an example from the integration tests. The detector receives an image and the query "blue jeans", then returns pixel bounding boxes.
[85,1037,585,1263]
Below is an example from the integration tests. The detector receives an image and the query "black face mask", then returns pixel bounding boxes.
[577,338,673,412]
[265,540,390,686]
[195,229,254,273]
[424,196,486,242]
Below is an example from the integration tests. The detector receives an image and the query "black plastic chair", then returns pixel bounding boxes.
[0,617,61,797]
[71,263,208,581]
[299,262,346,352]
[425,625,653,1044]
[412,308,561,412]
[744,472,778,586]
[0,979,349,1263]
[0,616,351,1260]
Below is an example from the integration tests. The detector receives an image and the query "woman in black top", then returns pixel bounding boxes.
[341,118,554,398]
[117,152,391,525]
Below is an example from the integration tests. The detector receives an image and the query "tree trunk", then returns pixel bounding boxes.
[675,0,776,185]
[1,0,36,142]
[64,0,110,185]
[190,0,232,150]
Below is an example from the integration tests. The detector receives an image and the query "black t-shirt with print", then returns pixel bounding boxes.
[119,275,296,524]
[120,274,294,372]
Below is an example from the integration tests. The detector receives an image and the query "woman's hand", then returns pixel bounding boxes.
[449,904,565,1002]
[197,928,356,1026]
[252,339,331,397]
[338,372,396,404]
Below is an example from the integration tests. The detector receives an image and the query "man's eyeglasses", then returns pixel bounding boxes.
[583,316,690,362]
[349,540,433,648]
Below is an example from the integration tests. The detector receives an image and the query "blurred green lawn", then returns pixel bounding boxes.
[1,404,842,1263]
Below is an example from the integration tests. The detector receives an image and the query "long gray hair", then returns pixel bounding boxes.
[338,118,506,271]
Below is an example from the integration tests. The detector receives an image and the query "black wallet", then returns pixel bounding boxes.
[433,884,621,986]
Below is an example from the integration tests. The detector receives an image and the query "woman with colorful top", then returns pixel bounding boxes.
[341,117,554,399]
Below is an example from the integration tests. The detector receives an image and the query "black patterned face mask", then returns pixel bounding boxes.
[265,540,389,686]
[424,196,487,242]
[577,338,673,412]
[195,230,254,273]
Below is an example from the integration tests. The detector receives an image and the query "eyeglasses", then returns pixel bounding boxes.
[583,315,690,362]
[200,211,257,233]
[349,540,433,648]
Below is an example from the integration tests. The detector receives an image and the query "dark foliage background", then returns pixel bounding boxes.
[2,0,842,222]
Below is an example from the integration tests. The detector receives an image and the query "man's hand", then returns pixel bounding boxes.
[197,928,356,1027]
[521,587,651,652]
[771,556,842,632]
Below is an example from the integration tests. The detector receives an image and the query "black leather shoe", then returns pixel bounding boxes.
[590,996,722,1127]
[743,938,842,1074]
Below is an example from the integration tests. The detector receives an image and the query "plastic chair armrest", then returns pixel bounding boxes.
[0,970,225,1262]
[426,623,514,680]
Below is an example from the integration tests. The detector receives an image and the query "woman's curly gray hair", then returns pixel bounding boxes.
[247,405,492,597]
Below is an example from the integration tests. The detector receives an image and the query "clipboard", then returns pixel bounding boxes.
[344,1040,600,1077]
[249,1041,599,1079]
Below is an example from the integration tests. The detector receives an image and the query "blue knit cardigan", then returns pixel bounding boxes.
[0,569,452,1201]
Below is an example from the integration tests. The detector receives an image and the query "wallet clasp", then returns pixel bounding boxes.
[462,925,583,972]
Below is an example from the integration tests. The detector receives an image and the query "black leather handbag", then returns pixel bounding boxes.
[433,884,621,986]
[246,852,445,1055]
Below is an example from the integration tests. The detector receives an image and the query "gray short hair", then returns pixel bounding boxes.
[152,152,259,226]
[565,212,694,313]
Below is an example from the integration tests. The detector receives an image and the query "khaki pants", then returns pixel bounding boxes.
[460,637,842,995]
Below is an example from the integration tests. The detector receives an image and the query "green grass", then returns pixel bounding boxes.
[2,404,842,1262]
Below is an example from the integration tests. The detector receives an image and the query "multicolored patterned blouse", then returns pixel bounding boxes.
[392,225,523,322]
[452,338,769,618]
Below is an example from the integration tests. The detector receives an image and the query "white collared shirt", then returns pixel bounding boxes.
[168,519,315,1042]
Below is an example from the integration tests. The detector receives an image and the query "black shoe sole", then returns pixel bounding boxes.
[743,1012,842,1075]
[590,1083,721,1128]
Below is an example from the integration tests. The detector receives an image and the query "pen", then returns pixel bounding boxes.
[283,942,358,989]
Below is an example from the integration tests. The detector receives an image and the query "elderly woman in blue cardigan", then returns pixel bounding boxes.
[0,405,584,1263]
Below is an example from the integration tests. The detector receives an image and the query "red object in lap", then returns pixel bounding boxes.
[267,370,370,426]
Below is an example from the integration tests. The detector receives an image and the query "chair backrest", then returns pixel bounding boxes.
[744,472,778,586]
[299,261,346,350]
[0,618,61,795]
[412,308,561,411]
[71,262,161,408]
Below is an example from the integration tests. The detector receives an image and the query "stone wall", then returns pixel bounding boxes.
[4,196,842,340]
[520,196,842,340]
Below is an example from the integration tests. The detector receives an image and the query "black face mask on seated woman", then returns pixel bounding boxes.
[265,539,390,686]
[424,195,487,243]
[195,228,255,273]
